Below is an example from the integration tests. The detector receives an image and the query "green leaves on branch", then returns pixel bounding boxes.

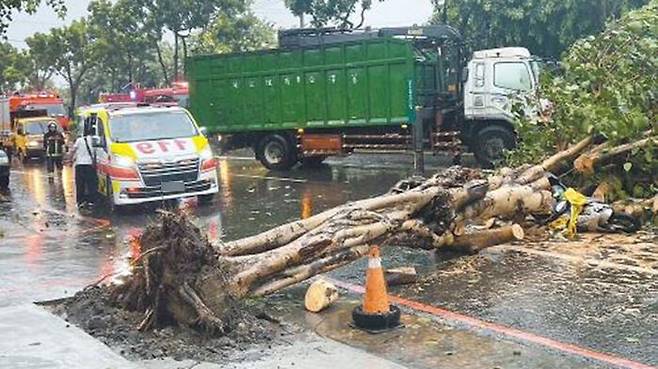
[189,12,274,54]
[511,1,658,181]
[284,0,385,28]
[0,0,66,36]
[433,0,650,59]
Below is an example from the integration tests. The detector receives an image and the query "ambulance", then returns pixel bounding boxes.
[78,105,219,210]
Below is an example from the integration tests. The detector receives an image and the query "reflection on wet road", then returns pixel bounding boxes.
[0,159,408,308]
[1,158,656,368]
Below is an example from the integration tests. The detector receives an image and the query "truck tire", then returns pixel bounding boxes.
[105,175,123,213]
[256,134,297,171]
[474,125,516,169]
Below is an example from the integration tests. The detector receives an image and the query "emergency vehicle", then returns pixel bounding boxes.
[98,82,189,108]
[0,92,70,131]
[77,105,219,210]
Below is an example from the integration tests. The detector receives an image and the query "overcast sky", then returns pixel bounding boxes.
[6,0,434,48]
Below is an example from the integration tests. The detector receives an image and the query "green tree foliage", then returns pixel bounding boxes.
[86,0,158,92]
[189,11,274,54]
[26,19,96,116]
[433,0,649,58]
[0,42,28,92]
[0,0,65,35]
[139,0,247,81]
[17,0,273,108]
[511,1,658,195]
[284,0,385,28]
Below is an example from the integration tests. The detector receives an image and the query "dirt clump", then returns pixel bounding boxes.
[45,286,285,362]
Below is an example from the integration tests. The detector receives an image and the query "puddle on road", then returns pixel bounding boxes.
[266,289,602,369]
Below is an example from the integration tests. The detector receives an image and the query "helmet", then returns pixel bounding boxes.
[48,122,57,131]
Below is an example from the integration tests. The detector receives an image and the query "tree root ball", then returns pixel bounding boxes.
[111,211,243,334]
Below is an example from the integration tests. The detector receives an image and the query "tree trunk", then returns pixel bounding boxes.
[574,137,658,175]
[173,33,179,82]
[155,43,170,85]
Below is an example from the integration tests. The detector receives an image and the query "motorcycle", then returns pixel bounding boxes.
[545,173,640,234]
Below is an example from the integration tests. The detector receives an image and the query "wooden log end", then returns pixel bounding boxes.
[304,279,339,313]
[511,223,525,241]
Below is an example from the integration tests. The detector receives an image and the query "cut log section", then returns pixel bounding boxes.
[449,224,525,254]
[385,267,418,286]
[304,279,339,313]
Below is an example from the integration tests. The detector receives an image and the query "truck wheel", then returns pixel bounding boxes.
[199,194,215,205]
[474,125,516,169]
[257,134,297,171]
[0,175,9,189]
[301,156,327,168]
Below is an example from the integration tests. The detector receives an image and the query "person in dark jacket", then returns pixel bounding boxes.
[43,122,65,172]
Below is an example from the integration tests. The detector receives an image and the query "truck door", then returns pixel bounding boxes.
[463,61,487,120]
[489,61,534,117]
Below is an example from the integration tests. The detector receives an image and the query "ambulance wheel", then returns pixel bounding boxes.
[199,194,215,205]
[257,134,297,171]
[105,175,123,213]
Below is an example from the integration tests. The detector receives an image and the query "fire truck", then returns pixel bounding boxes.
[99,82,189,108]
[0,92,70,131]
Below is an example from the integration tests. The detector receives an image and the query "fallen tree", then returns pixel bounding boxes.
[111,134,651,334]
[105,0,658,336]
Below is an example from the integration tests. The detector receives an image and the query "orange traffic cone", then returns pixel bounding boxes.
[363,246,390,314]
[352,245,401,331]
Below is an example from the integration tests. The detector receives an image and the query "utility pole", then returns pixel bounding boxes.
[299,13,305,28]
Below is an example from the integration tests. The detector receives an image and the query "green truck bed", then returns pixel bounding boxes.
[187,38,417,133]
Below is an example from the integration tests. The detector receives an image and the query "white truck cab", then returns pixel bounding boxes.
[462,47,541,166]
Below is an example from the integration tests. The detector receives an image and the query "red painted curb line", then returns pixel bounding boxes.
[325,277,656,369]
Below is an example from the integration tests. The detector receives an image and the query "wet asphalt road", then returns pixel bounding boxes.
[0,155,656,368]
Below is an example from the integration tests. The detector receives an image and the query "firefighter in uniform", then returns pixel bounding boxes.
[43,122,65,172]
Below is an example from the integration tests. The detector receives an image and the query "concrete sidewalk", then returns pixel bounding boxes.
[0,303,408,369]
[141,331,409,369]
[0,304,139,369]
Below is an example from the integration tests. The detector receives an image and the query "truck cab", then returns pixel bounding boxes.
[463,47,541,166]
[78,105,219,210]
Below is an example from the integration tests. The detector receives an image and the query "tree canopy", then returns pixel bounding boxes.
[284,0,385,28]
[510,0,658,197]
[433,0,650,58]
[189,11,274,54]
[0,0,272,109]
[0,0,66,36]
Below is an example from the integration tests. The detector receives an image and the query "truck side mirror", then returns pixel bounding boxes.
[462,67,469,83]
[199,126,209,137]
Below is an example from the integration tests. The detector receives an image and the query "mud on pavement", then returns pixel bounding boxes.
[42,286,293,363]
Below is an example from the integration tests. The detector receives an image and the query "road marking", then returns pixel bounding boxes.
[325,277,657,369]
[232,174,308,183]
[491,245,658,276]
